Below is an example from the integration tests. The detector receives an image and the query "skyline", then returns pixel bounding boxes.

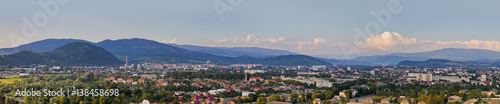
[1,0,499,59]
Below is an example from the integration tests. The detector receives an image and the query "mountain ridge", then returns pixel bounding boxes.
[0,38,328,66]
[0,42,123,66]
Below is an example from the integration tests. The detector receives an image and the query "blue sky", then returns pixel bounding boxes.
[1,0,499,59]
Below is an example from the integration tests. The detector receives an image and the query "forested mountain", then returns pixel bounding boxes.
[0,42,123,66]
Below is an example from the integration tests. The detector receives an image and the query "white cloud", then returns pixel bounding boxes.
[246,34,255,42]
[228,34,287,45]
[267,37,286,43]
[314,38,326,45]
[214,39,227,43]
[161,38,177,43]
[297,38,327,50]
[359,31,418,50]
[168,38,177,43]
[358,31,500,52]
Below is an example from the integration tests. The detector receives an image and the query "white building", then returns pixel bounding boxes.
[244,70,265,74]
[481,74,487,81]
[312,65,326,70]
[242,91,256,97]
[208,90,221,95]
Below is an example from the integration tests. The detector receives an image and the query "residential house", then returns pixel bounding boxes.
[364,97,373,104]
[463,99,477,104]
[313,98,321,104]
[447,95,462,102]
[381,98,390,104]
[400,99,410,104]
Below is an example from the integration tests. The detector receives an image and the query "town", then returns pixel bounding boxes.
[1,62,500,104]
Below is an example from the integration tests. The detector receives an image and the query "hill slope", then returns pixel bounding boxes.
[46,42,123,66]
[0,39,91,55]
[97,38,327,65]
[349,48,500,64]
[0,42,123,66]
[0,38,327,66]
[389,48,500,61]
[0,50,53,66]
[170,44,298,57]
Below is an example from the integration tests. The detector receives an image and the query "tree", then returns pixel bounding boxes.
[322,100,331,104]
[215,98,221,103]
[279,95,285,102]
[300,92,306,102]
[306,93,313,101]
[257,97,267,104]
[291,93,299,103]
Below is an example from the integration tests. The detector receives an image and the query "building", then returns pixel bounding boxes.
[316,80,333,88]
[483,89,497,96]
[408,73,433,82]
[249,77,264,81]
[242,91,256,97]
[401,99,410,104]
[208,90,221,95]
[297,72,320,75]
[331,96,341,102]
[139,100,150,104]
[244,70,264,74]
[339,89,357,98]
[313,98,321,104]
[364,97,374,104]
[268,101,290,104]
[311,65,326,70]
[463,99,477,104]
[381,98,390,104]
[447,95,462,102]
[481,74,487,82]
[140,74,157,79]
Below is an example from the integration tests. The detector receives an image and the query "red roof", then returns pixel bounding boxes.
[249,77,264,80]
[108,77,115,81]
[205,97,216,101]
[485,81,491,85]
[192,96,203,100]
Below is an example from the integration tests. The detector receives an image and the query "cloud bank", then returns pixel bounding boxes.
[357,31,500,52]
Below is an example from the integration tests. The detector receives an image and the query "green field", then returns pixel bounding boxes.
[0,77,25,85]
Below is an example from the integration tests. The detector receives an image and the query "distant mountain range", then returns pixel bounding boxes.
[169,44,298,57]
[345,48,500,64]
[0,42,123,66]
[3,38,500,66]
[0,38,327,66]
[397,59,498,67]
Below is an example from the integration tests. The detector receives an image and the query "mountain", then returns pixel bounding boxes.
[349,48,500,64]
[260,55,328,66]
[396,59,488,67]
[0,39,91,55]
[0,50,53,66]
[351,55,428,65]
[45,42,123,66]
[389,48,500,61]
[0,38,328,66]
[398,59,453,66]
[170,44,298,57]
[0,42,123,66]
[95,38,327,65]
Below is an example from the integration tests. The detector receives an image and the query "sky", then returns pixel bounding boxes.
[0,0,499,59]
